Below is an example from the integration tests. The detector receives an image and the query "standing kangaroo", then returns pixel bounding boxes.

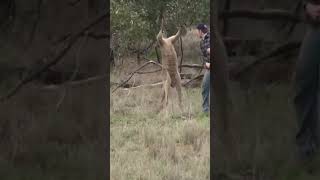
[156,21,185,111]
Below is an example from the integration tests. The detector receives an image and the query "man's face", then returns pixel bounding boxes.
[197,29,203,39]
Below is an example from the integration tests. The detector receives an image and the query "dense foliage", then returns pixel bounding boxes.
[111,0,209,56]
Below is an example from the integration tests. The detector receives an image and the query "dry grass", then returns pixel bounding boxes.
[0,78,106,179]
[212,81,320,180]
[110,58,210,180]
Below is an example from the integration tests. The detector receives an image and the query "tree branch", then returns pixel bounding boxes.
[41,74,108,90]
[112,61,163,93]
[179,36,184,73]
[235,41,301,76]
[182,74,204,86]
[136,68,162,74]
[179,64,203,69]
[120,82,164,90]
[0,12,108,102]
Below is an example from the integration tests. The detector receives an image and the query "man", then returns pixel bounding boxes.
[294,0,320,161]
[197,23,210,114]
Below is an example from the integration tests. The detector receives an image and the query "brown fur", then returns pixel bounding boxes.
[156,24,185,110]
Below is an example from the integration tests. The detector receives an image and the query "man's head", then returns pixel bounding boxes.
[196,23,208,38]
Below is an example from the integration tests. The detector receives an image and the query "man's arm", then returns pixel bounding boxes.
[205,47,210,69]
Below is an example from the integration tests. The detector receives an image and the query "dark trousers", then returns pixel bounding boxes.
[202,69,210,112]
[294,27,320,158]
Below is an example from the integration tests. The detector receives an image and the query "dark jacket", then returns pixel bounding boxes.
[200,33,210,63]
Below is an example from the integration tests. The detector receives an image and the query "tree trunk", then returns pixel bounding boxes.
[155,46,161,64]
[179,36,184,73]
[212,0,237,173]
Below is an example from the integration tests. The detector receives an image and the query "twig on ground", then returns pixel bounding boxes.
[179,64,203,69]
[112,61,163,93]
[136,69,162,74]
[235,41,301,76]
[182,74,204,86]
[41,74,108,90]
[121,82,164,90]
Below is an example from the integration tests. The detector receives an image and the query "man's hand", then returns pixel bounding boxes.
[204,62,210,69]
[306,3,320,20]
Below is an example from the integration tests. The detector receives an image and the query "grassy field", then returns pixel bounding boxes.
[110,58,210,180]
[110,57,320,180]
[109,27,320,180]
[214,80,320,180]
[0,143,105,180]
[0,75,106,179]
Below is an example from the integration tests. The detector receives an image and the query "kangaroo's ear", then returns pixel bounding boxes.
[168,27,181,44]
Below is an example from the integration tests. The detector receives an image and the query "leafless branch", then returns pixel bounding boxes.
[179,64,203,69]
[179,36,184,73]
[0,12,108,102]
[112,61,163,93]
[42,75,108,90]
[182,74,204,86]
[142,57,202,70]
[136,69,162,74]
[120,82,164,90]
[235,41,301,76]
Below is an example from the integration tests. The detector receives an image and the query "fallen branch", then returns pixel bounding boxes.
[112,60,163,93]
[141,58,203,70]
[180,73,193,79]
[42,74,108,90]
[235,41,301,76]
[0,12,108,102]
[179,64,203,69]
[182,74,204,86]
[136,68,162,74]
[121,82,163,90]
